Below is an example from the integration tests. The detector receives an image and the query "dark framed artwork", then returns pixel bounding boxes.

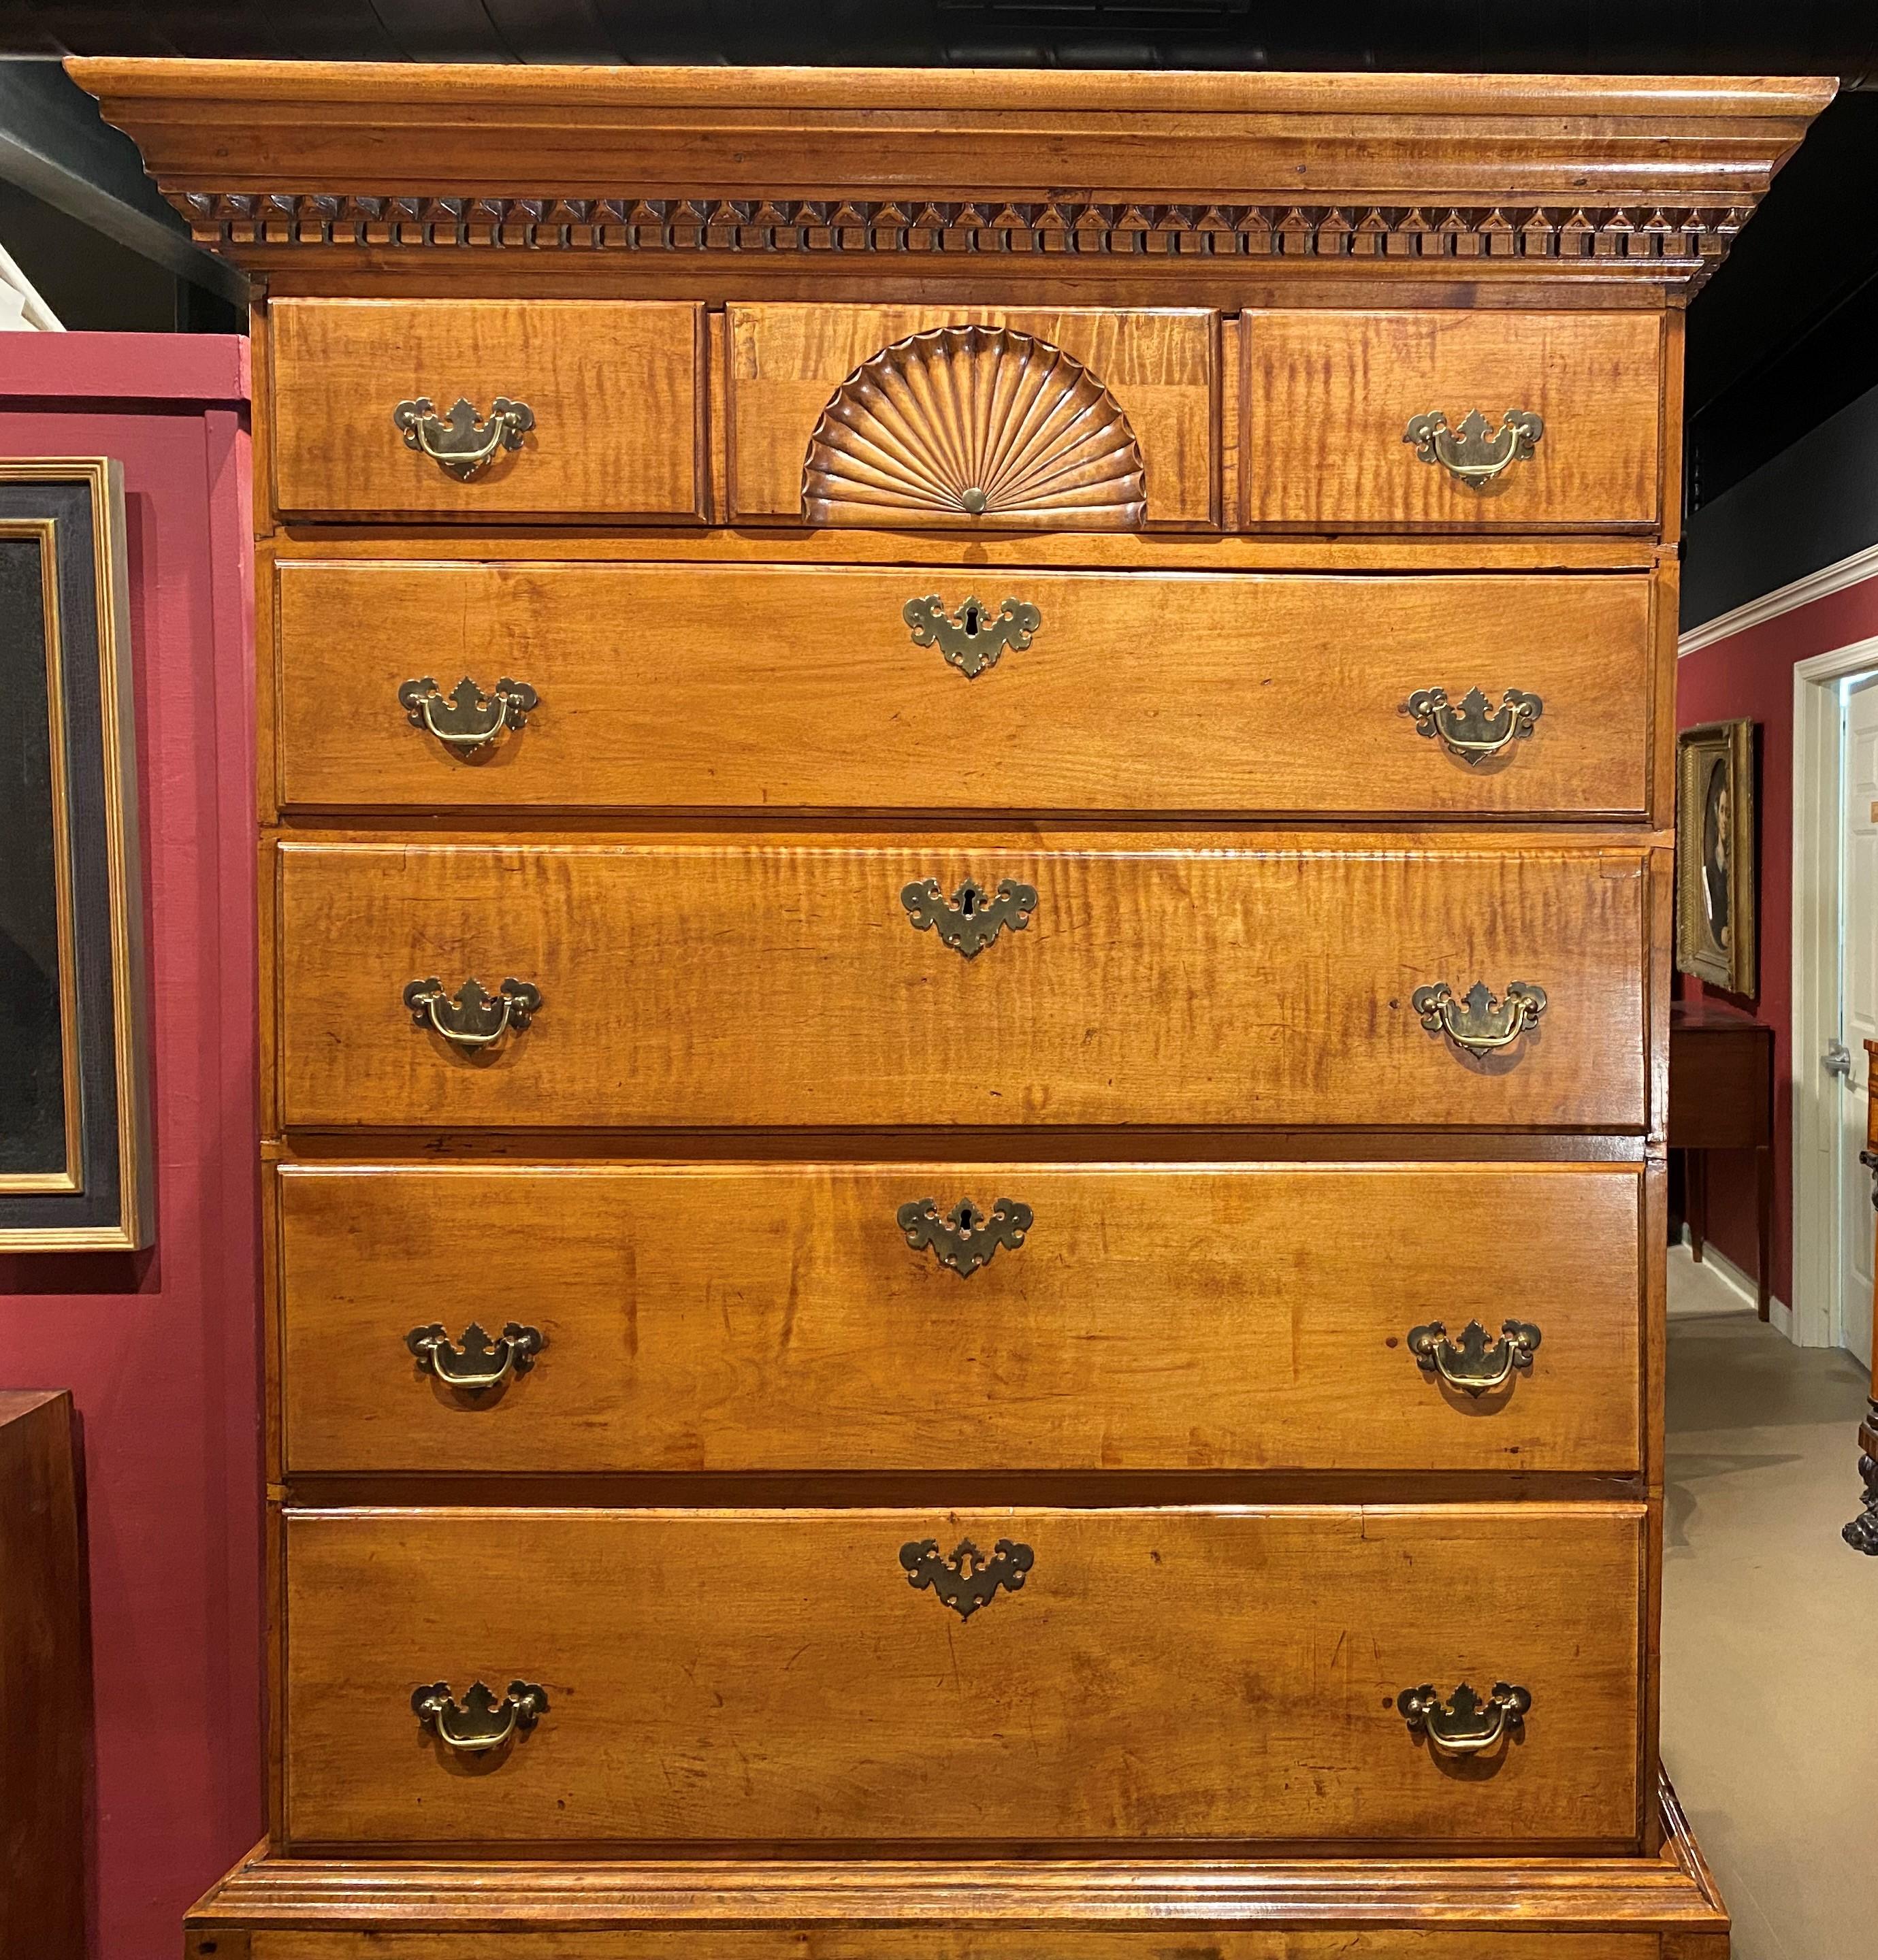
[0,459,150,1249]
[1675,717,1758,997]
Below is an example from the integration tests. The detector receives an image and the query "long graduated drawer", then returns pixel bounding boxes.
[274,836,1653,1131]
[274,564,1655,818]
[282,1503,1645,1850]
[278,1160,1644,1475]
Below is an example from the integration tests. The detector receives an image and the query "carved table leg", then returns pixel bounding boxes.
[1847,1399,1878,1555]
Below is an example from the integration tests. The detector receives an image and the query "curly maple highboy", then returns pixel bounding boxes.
[77,58,1830,1959]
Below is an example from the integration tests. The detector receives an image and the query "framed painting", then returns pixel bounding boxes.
[0,459,150,1249]
[1675,717,1758,997]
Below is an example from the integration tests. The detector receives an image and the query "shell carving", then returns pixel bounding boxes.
[803,325,1146,529]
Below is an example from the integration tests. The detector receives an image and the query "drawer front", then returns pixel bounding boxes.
[270,299,706,521]
[1243,312,1663,530]
[283,1505,1642,1847]
[727,304,1216,528]
[276,563,1653,818]
[279,1161,1643,1475]
[275,838,1650,1131]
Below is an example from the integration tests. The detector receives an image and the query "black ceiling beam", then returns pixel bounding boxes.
[8,1,1878,78]
[0,61,245,303]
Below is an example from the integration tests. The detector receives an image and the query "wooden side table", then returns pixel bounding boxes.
[0,1390,84,1955]
[1846,1041,1878,1552]
[1668,998,1776,1318]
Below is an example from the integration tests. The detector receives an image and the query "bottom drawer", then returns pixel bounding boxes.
[283,1504,1643,1850]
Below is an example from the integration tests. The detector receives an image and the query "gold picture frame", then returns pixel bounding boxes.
[1676,717,1758,996]
[0,459,150,1250]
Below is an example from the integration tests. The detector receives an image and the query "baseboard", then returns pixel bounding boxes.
[1672,1230,1794,1341]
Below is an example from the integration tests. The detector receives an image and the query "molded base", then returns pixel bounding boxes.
[184,1776,1726,1958]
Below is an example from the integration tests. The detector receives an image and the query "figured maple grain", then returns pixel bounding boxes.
[277,1160,1643,1475]
[250,1934,1657,1960]
[727,305,1215,527]
[1242,312,1664,530]
[275,836,1651,1132]
[282,1503,1643,1848]
[274,562,1655,817]
[270,299,705,521]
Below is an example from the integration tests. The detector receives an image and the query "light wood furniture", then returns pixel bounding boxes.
[1668,998,1775,1318]
[74,57,1834,1960]
[0,1390,84,1959]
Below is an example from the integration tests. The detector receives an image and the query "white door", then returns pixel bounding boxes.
[1836,672,1878,1366]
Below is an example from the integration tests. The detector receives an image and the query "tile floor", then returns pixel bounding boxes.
[1662,1244,1875,1960]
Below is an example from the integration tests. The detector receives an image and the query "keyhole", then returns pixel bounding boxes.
[958,1202,980,1234]
[963,601,982,637]
[960,889,977,916]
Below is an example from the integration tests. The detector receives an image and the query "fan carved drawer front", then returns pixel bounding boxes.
[725,304,1217,528]
[277,1160,1642,1477]
[274,562,1653,818]
[268,299,708,522]
[1242,310,1666,531]
[280,1503,1644,1850]
[274,836,1649,1132]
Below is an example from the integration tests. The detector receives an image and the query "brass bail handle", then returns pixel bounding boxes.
[392,395,536,480]
[1412,980,1547,1055]
[399,676,540,755]
[1407,687,1543,764]
[1407,1318,1542,1396]
[1397,1681,1532,1757]
[1403,408,1544,488]
[404,977,542,1050]
[411,1679,549,1755]
[407,1320,545,1392]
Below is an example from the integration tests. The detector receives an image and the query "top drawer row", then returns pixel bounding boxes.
[268,299,1666,532]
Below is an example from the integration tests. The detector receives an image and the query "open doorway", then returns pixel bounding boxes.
[1792,638,1878,1362]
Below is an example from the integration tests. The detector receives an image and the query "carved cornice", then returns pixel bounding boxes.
[71,60,1832,291]
[170,193,1749,272]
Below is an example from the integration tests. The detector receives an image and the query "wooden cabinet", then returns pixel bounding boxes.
[78,50,1834,1960]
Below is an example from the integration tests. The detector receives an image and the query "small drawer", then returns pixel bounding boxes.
[1242,311,1664,531]
[273,835,1651,1132]
[278,1160,1644,1476]
[268,299,707,522]
[281,1503,1644,1848]
[275,561,1655,818]
[726,303,1217,529]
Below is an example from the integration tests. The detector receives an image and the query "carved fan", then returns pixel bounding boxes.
[803,324,1147,529]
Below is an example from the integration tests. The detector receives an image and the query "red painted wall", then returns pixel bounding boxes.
[1678,570,1878,1306]
[0,336,260,1959]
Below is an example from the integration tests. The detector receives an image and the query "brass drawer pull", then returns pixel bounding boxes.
[900,1537,1034,1620]
[412,1679,549,1755]
[1397,1681,1532,1757]
[399,675,538,755]
[404,976,542,1049]
[393,395,535,480]
[407,1319,544,1392]
[1403,408,1543,487]
[903,594,1042,679]
[1412,980,1547,1054]
[901,876,1037,959]
[898,1197,1032,1276]
[1408,1318,1542,1396]
[1407,686,1543,764]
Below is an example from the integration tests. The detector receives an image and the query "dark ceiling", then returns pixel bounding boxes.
[3,1,1877,75]
[3,3,1876,510]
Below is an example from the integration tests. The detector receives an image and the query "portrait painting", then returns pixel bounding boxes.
[1676,718,1758,996]
[0,459,150,1249]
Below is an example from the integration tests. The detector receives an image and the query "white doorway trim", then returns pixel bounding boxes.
[1791,630,1878,1349]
